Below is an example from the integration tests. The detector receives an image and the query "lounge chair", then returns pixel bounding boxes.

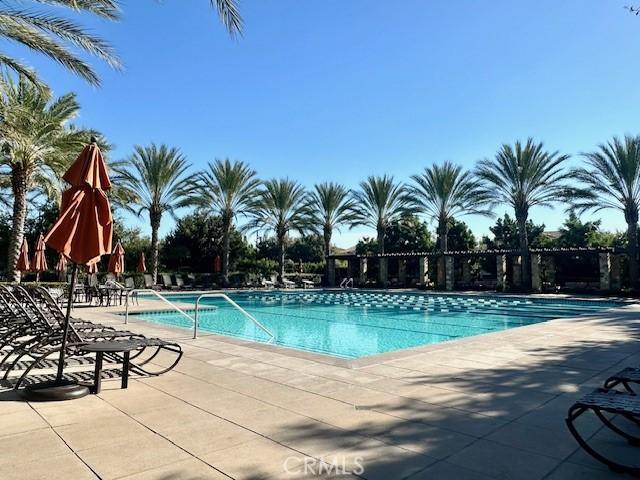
[282,278,296,289]
[124,277,138,305]
[301,279,314,289]
[144,274,162,290]
[262,276,275,289]
[0,286,183,389]
[566,388,640,475]
[605,367,640,394]
[175,275,185,290]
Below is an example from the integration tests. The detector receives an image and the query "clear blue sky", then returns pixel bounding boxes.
[21,0,640,247]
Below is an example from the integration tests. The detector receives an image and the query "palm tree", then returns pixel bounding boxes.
[0,1,121,87]
[308,182,358,257]
[351,175,412,255]
[410,161,493,253]
[0,1,244,87]
[197,158,261,285]
[0,76,95,281]
[569,135,640,289]
[248,179,310,281]
[114,144,195,283]
[476,138,571,289]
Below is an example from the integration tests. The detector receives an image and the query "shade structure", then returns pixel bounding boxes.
[27,139,113,401]
[137,252,146,273]
[86,261,98,274]
[16,238,30,272]
[31,234,48,273]
[45,141,113,265]
[55,254,67,273]
[214,255,221,273]
[108,241,125,274]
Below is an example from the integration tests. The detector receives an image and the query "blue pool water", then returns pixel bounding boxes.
[129,291,620,359]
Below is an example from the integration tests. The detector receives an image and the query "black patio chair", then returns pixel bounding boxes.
[566,388,640,476]
[605,367,640,394]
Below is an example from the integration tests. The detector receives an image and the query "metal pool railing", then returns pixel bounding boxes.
[124,289,274,341]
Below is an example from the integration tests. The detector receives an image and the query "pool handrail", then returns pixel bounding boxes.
[195,293,275,342]
[124,289,199,338]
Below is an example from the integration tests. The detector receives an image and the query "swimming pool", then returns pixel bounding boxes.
[129,291,620,359]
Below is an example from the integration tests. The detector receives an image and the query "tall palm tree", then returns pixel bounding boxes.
[0,1,242,87]
[569,135,640,289]
[351,175,412,255]
[410,161,493,253]
[248,179,310,281]
[0,1,121,87]
[114,144,195,283]
[0,76,96,281]
[197,158,261,285]
[476,138,571,289]
[308,182,358,257]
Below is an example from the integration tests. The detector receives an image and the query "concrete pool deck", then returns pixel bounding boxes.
[1,297,640,479]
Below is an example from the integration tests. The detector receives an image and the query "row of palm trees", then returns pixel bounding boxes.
[101,136,640,291]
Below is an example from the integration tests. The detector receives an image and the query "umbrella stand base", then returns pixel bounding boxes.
[21,379,90,402]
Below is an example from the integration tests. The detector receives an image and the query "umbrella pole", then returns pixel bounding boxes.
[56,263,77,381]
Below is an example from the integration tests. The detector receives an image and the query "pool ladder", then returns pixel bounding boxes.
[124,289,274,341]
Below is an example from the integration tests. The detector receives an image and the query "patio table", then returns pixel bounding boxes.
[82,340,138,394]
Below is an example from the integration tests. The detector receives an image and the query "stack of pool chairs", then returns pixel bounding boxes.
[0,285,182,391]
[566,365,640,475]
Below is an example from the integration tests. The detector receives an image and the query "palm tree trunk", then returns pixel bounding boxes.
[323,225,332,286]
[516,215,531,290]
[627,221,639,290]
[277,232,286,282]
[221,217,231,286]
[437,219,449,289]
[377,225,385,255]
[7,167,28,283]
[150,212,161,284]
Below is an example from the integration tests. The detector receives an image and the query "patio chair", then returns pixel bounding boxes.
[566,388,640,475]
[161,273,178,290]
[175,275,185,290]
[301,279,315,289]
[604,367,640,394]
[281,277,296,289]
[261,276,275,289]
[124,277,138,305]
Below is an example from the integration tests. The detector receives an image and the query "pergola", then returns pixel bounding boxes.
[326,246,625,292]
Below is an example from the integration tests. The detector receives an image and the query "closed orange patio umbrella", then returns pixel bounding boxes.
[86,261,99,274]
[31,234,48,282]
[137,252,146,273]
[16,238,30,278]
[30,138,113,401]
[108,241,125,275]
[55,254,67,281]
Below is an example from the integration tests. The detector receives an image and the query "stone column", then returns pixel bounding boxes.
[599,252,611,291]
[445,256,454,291]
[418,257,429,287]
[461,258,471,285]
[359,258,368,286]
[379,257,388,288]
[347,258,354,280]
[437,256,446,289]
[327,258,336,287]
[611,254,621,291]
[496,255,507,291]
[544,256,556,288]
[512,256,522,288]
[531,253,542,292]
[398,259,407,286]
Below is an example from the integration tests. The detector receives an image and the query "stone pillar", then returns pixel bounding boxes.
[512,256,522,288]
[461,258,471,285]
[379,257,388,287]
[445,256,454,291]
[599,252,611,291]
[347,258,354,280]
[418,257,429,287]
[359,258,368,286]
[531,253,542,292]
[398,259,407,286]
[544,256,556,288]
[327,258,336,287]
[496,255,507,292]
[437,256,446,289]
[611,254,621,291]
